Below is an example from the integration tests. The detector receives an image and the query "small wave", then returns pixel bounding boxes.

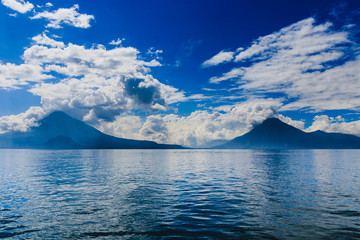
[331,210,360,217]
[81,229,232,239]
[0,219,16,224]
[0,229,40,239]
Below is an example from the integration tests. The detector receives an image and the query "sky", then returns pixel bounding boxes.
[1,0,360,147]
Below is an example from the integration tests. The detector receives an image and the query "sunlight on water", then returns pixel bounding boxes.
[1,149,360,239]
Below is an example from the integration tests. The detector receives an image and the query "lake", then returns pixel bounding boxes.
[1,149,360,239]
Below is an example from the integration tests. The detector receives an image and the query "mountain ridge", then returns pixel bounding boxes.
[1,113,359,149]
[214,118,360,149]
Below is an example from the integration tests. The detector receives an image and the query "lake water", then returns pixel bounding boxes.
[1,149,360,239]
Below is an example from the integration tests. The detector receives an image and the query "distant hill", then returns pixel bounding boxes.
[215,118,360,149]
[0,111,184,149]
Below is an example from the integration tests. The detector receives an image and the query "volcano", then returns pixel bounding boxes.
[215,118,360,149]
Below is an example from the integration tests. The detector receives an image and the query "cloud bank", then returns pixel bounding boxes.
[206,18,360,112]
[95,100,360,147]
[96,99,302,147]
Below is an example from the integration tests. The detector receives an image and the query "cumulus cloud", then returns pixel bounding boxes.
[83,99,286,146]
[30,4,94,29]
[206,17,360,111]
[21,39,181,118]
[93,98,309,147]
[0,107,46,133]
[306,115,360,136]
[201,50,235,68]
[124,78,165,107]
[1,0,34,13]
[83,97,311,147]
[139,115,169,143]
[23,42,162,78]
[278,115,305,130]
[32,33,65,48]
[0,62,52,89]
[95,114,144,140]
[0,34,186,130]
[134,99,284,147]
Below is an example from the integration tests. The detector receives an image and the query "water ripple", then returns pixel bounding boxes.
[0,149,360,239]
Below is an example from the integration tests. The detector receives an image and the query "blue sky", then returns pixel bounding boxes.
[1,0,360,147]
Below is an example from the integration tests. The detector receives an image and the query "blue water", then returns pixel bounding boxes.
[0,149,360,239]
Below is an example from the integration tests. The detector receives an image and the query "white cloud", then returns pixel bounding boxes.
[202,87,217,92]
[186,94,212,101]
[278,115,305,130]
[93,99,321,147]
[1,0,33,13]
[139,115,169,143]
[92,98,360,147]
[151,103,167,111]
[209,67,243,83]
[0,107,46,133]
[20,36,183,122]
[201,50,234,68]
[87,99,285,147]
[23,42,159,77]
[95,114,144,140]
[30,4,94,29]
[135,99,284,147]
[36,2,53,8]
[0,62,52,90]
[147,47,163,59]
[306,115,360,136]
[206,17,360,112]
[109,38,125,46]
[233,19,344,62]
[32,33,65,48]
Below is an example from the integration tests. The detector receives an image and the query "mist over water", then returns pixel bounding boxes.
[1,149,360,239]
